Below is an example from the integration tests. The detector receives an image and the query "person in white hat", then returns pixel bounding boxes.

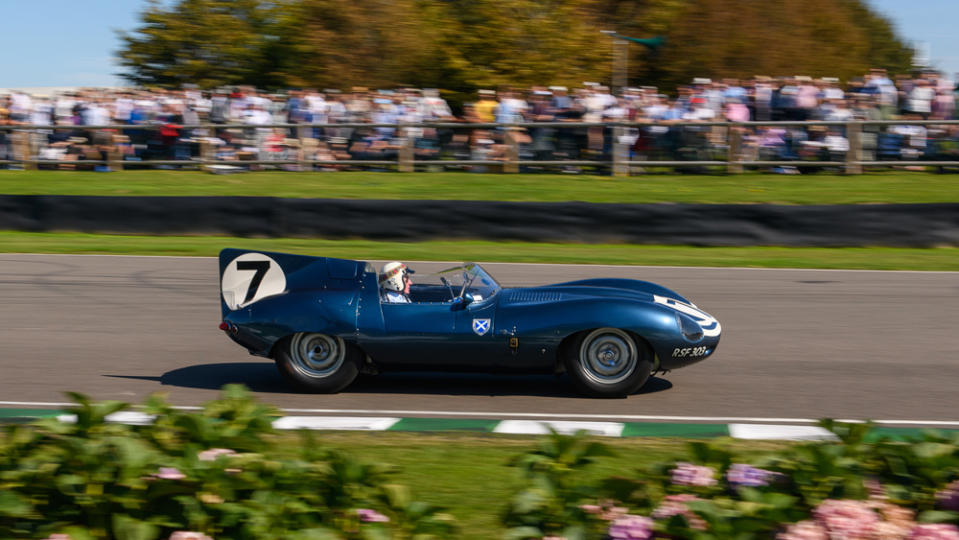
[379,261,414,303]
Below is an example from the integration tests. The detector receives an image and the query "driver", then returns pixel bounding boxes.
[379,261,414,303]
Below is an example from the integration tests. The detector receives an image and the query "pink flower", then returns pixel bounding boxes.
[652,494,707,530]
[608,515,654,539]
[198,448,236,462]
[652,494,700,519]
[776,520,828,540]
[42,535,74,540]
[871,501,914,526]
[155,467,186,480]
[580,500,627,520]
[670,462,717,487]
[872,521,914,540]
[813,500,880,540]
[580,504,601,515]
[356,508,389,523]
[909,524,959,540]
[865,477,887,500]
[169,533,214,540]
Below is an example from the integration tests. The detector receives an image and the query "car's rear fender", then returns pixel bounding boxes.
[223,290,358,357]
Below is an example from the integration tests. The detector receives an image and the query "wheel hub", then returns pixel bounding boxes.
[291,333,345,378]
[600,347,619,366]
[580,329,637,385]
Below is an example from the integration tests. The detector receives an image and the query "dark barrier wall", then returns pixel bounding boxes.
[1,195,957,247]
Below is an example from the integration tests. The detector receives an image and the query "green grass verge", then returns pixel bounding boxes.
[299,432,792,540]
[1,170,958,204]
[2,231,958,270]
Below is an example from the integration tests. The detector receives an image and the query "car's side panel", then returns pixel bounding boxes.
[356,270,385,334]
[375,302,457,364]
[449,299,509,365]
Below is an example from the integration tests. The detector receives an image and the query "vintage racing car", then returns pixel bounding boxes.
[218,249,721,397]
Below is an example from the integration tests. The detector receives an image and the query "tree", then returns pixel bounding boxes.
[430,0,611,91]
[116,0,296,89]
[116,0,915,93]
[277,0,447,90]
[629,0,915,90]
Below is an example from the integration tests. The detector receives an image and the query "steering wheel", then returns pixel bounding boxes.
[440,276,455,301]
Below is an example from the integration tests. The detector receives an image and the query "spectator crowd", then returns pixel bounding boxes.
[1,67,957,172]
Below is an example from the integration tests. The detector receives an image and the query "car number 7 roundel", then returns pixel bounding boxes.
[221,253,287,310]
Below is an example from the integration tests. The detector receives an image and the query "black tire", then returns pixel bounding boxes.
[563,328,653,398]
[274,333,361,393]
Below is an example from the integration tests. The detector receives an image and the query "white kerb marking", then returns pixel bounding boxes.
[56,411,156,426]
[728,424,838,441]
[493,420,625,437]
[272,416,401,431]
[5,403,956,428]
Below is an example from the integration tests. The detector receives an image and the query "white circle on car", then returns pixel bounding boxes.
[221,253,287,310]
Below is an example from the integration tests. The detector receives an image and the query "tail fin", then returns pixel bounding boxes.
[218,249,365,317]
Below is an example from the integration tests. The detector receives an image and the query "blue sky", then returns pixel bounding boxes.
[0,0,956,88]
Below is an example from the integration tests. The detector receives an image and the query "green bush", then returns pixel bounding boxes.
[3,388,959,540]
[506,421,959,539]
[0,386,456,540]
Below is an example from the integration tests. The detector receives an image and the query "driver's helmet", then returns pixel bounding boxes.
[379,261,413,292]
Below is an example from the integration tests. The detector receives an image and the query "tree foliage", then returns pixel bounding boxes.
[641,0,916,89]
[117,0,298,89]
[116,0,916,92]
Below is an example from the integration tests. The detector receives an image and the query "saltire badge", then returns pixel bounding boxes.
[472,318,491,336]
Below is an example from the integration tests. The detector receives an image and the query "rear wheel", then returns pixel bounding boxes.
[275,333,360,393]
[564,328,653,398]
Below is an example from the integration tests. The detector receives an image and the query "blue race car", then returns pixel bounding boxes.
[218,249,721,398]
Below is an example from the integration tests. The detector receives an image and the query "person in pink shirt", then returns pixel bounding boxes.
[725,99,750,122]
[795,77,820,121]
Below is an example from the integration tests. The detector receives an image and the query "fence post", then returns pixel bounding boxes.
[200,137,214,172]
[504,128,520,173]
[16,130,36,170]
[398,125,414,172]
[108,133,124,171]
[727,126,743,174]
[612,125,629,177]
[846,121,862,175]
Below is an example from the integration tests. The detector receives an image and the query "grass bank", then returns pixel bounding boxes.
[1,170,958,204]
[312,432,790,539]
[2,232,957,270]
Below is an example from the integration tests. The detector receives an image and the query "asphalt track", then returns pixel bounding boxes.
[1,254,957,425]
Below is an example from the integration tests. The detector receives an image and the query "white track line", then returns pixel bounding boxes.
[2,402,958,427]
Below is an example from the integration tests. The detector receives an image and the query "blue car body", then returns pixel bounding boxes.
[218,249,721,380]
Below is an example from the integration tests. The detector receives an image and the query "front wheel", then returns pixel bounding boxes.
[564,328,653,398]
[275,333,360,393]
